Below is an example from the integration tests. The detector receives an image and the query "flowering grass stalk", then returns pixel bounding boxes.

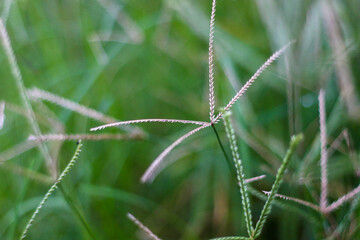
[90,0,293,183]
[91,43,292,182]
[252,134,303,238]
[20,141,83,239]
[223,111,253,236]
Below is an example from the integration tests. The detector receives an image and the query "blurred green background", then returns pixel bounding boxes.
[1,0,360,239]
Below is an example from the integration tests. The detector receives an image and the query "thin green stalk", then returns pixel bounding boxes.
[252,134,303,238]
[223,111,253,236]
[59,186,98,240]
[211,124,235,178]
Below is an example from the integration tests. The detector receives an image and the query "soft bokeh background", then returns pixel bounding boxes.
[1,0,360,239]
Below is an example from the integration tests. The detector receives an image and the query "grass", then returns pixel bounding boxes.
[0,0,360,239]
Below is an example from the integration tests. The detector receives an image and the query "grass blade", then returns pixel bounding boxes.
[0,19,55,177]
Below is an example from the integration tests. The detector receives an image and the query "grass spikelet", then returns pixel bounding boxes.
[127,213,161,240]
[20,141,83,239]
[90,119,208,131]
[141,124,210,183]
[244,175,266,184]
[253,134,303,238]
[208,0,216,122]
[28,133,143,142]
[262,191,320,211]
[223,110,253,236]
[319,88,328,211]
[214,41,294,122]
[27,88,116,124]
[325,184,360,213]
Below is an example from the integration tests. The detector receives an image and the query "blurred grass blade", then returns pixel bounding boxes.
[253,134,303,238]
[1,162,53,185]
[0,140,40,163]
[223,111,253,236]
[0,18,56,177]
[0,101,4,130]
[95,0,144,43]
[1,0,12,23]
[321,0,360,120]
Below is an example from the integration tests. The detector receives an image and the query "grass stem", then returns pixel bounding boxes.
[211,124,232,173]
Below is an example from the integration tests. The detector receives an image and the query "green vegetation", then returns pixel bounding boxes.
[0,0,360,239]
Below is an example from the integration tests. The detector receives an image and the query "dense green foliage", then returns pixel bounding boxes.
[0,0,360,239]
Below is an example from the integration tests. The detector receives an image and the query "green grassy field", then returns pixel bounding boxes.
[1,0,360,239]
